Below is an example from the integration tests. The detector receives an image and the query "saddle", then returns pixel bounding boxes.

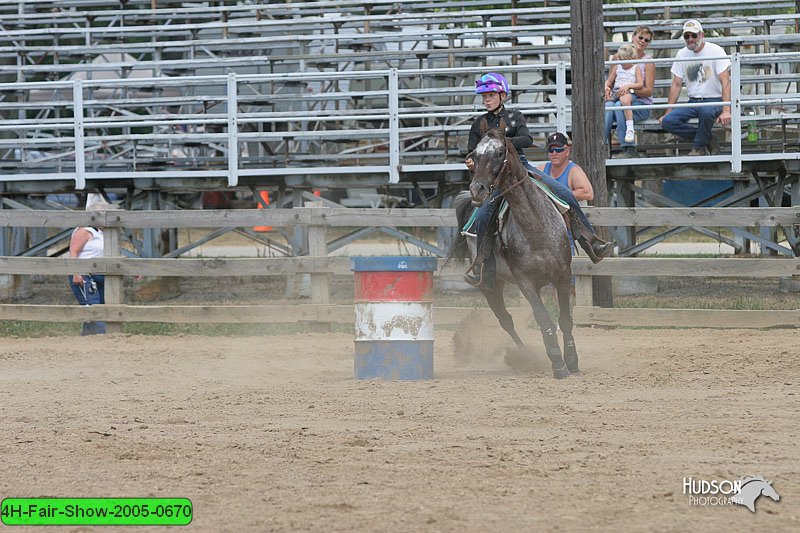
[461,172,570,238]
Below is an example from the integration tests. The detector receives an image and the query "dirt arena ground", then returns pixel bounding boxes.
[1,324,798,532]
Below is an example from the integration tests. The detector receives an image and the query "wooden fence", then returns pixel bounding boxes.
[0,207,798,329]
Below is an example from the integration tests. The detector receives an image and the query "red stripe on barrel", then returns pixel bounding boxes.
[354,271,433,302]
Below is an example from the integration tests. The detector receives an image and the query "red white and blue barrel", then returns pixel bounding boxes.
[351,256,437,380]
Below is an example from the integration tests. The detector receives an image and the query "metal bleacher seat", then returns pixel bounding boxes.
[0,0,798,195]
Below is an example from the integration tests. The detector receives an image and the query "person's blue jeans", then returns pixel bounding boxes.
[604,98,651,147]
[68,274,106,335]
[660,98,722,150]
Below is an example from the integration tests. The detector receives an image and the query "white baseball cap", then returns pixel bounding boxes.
[682,20,703,34]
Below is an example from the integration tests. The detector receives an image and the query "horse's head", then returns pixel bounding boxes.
[761,481,780,502]
[466,128,510,206]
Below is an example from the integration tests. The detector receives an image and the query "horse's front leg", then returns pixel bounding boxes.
[480,281,525,349]
[555,276,579,375]
[517,279,569,379]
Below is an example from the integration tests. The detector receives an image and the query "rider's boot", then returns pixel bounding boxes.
[570,215,614,264]
[463,263,484,287]
[576,235,614,264]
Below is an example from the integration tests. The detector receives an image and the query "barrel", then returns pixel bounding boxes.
[351,256,437,380]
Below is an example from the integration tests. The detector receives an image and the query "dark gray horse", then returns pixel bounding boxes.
[453,128,578,379]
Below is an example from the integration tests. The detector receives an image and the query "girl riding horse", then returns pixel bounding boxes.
[465,72,613,288]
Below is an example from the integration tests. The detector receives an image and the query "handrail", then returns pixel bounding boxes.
[1,52,799,187]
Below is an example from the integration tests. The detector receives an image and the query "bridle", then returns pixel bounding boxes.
[488,140,528,203]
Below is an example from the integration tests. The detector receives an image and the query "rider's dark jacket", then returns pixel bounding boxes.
[467,106,533,155]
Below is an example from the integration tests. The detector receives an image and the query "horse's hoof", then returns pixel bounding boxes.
[552,364,570,380]
[565,359,580,375]
[564,344,579,375]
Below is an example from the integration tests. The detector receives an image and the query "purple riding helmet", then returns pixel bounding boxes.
[475,72,510,95]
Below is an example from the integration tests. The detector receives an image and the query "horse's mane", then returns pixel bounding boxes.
[740,475,768,486]
[495,131,547,206]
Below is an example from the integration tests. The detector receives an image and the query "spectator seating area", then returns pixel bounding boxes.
[0,0,798,193]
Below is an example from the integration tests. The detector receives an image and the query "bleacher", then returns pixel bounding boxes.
[0,0,798,199]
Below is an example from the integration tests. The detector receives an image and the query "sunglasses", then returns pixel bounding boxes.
[636,35,651,43]
[548,146,566,154]
[683,32,699,40]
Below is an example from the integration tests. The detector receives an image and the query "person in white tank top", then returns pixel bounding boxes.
[68,194,114,335]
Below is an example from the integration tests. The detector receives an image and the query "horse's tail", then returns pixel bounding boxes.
[441,190,473,271]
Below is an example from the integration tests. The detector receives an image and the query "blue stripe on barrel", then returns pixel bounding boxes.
[354,340,434,380]
[351,256,436,380]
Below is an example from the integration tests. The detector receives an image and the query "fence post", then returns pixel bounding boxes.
[307,201,330,332]
[103,217,123,333]
[574,274,593,308]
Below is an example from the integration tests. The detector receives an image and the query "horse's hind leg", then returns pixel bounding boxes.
[517,280,569,379]
[555,278,579,375]
[481,281,525,350]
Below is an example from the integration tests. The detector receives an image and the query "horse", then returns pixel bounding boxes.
[731,476,781,512]
[452,128,577,379]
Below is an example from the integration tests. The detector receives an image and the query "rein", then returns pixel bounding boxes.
[489,144,527,203]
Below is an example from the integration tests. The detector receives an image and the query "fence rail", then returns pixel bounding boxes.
[1,207,798,329]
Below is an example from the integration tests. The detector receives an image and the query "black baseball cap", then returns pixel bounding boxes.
[547,132,572,148]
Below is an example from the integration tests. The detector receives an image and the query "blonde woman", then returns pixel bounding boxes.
[604,26,655,158]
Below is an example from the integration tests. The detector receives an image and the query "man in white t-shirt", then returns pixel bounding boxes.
[660,20,731,156]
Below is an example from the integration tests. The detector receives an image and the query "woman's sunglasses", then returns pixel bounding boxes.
[548,147,566,154]
[636,35,651,43]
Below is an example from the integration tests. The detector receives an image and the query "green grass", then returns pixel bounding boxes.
[0,321,353,338]
[614,295,795,311]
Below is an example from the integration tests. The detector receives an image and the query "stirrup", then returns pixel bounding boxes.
[463,273,482,287]
[578,237,604,264]
[463,263,485,287]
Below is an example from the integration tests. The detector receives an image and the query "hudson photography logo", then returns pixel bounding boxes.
[683,475,781,512]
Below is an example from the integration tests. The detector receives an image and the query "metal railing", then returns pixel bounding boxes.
[1,52,799,188]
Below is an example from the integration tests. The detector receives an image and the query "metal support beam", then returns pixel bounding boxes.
[388,67,400,184]
[556,61,567,134]
[73,79,86,190]
[730,52,742,173]
[227,72,239,187]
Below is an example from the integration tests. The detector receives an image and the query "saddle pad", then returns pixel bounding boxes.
[529,175,571,214]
